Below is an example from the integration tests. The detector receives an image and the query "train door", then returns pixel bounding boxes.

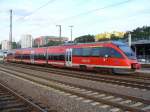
[31,50,34,64]
[65,48,72,67]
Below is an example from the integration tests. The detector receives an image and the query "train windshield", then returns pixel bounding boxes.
[119,45,136,59]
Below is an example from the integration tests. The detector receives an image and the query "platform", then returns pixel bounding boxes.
[137,68,150,74]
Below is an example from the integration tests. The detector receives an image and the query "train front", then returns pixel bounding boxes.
[113,42,141,74]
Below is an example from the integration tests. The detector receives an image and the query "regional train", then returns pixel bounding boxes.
[5,41,141,74]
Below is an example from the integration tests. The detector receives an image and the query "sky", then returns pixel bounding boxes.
[0,0,150,42]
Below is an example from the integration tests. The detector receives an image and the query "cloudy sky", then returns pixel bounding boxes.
[0,0,150,42]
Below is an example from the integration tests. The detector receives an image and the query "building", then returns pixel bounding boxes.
[21,34,33,48]
[1,40,10,50]
[131,39,150,63]
[34,36,68,46]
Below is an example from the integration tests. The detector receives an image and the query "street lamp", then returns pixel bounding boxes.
[69,25,73,41]
[56,25,62,42]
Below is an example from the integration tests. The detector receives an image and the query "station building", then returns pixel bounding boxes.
[131,40,150,63]
[34,36,68,46]
[1,40,10,50]
[21,34,33,48]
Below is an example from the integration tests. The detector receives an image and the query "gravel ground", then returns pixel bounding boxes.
[8,66,150,101]
[0,71,117,112]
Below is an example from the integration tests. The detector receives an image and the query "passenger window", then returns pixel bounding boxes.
[82,48,91,56]
[34,54,46,60]
[99,47,108,57]
[60,55,65,61]
[102,47,122,58]
[48,54,65,61]
[91,47,100,56]
[108,48,122,58]
[72,48,82,56]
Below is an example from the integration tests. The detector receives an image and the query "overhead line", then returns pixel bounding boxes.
[16,0,56,22]
[58,0,134,22]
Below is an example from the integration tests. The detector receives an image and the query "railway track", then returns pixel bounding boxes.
[0,82,49,112]
[0,64,150,112]
[5,62,150,80]
[3,63,150,91]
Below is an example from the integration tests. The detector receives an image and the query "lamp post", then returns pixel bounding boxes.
[56,25,62,42]
[128,33,131,47]
[69,25,73,41]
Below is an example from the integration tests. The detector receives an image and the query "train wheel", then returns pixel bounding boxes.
[80,65,87,71]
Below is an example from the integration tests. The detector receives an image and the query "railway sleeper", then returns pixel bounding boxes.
[0,102,27,110]
[0,106,30,112]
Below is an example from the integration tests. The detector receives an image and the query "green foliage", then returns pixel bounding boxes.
[0,44,1,49]
[96,32,124,42]
[12,42,17,49]
[97,38,110,42]
[45,41,62,46]
[33,41,62,48]
[97,34,122,42]
[124,26,150,41]
[74,34,95,43]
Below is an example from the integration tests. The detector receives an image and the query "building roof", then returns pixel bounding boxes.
[132,40,150,45]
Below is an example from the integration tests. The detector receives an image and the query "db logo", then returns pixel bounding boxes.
[82,59,90,63]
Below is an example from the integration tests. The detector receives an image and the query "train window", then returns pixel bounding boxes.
[82,48,92,56]
[34,54,46,60]
[48,54,54,60]
[48,54,65,61]
[99,47,107,57]
[19,55,22,59]
[99,47,122,58]
[34,54,37,60]
[72,48,82,56]
[73,48,92,56]
[48,55,51,60]
[31,54,34,59]
[60,54,65,61]
[54,55,58,60]
[39,54,46,60]
[22,54,30,59]
[108,48,122,58]
[26,54,30,59]
[91,47,100,56]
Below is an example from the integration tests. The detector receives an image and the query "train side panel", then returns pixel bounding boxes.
[33,48,47,65]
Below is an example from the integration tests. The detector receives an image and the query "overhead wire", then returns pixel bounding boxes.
[57,0,134,22]
[15,0,56,24]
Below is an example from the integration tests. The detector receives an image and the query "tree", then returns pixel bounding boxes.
[96,31,124,42]
[110,34,121,40]
[45,41,62,47]
[12,42,17,49]
[123,26,150,41]
[0,44,1,49]
[74,34,95,43]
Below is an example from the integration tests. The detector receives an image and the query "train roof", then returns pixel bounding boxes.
[9,41,127,51]
[61,41,127,46]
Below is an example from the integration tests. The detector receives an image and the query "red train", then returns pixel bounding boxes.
[6,41,141,74]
